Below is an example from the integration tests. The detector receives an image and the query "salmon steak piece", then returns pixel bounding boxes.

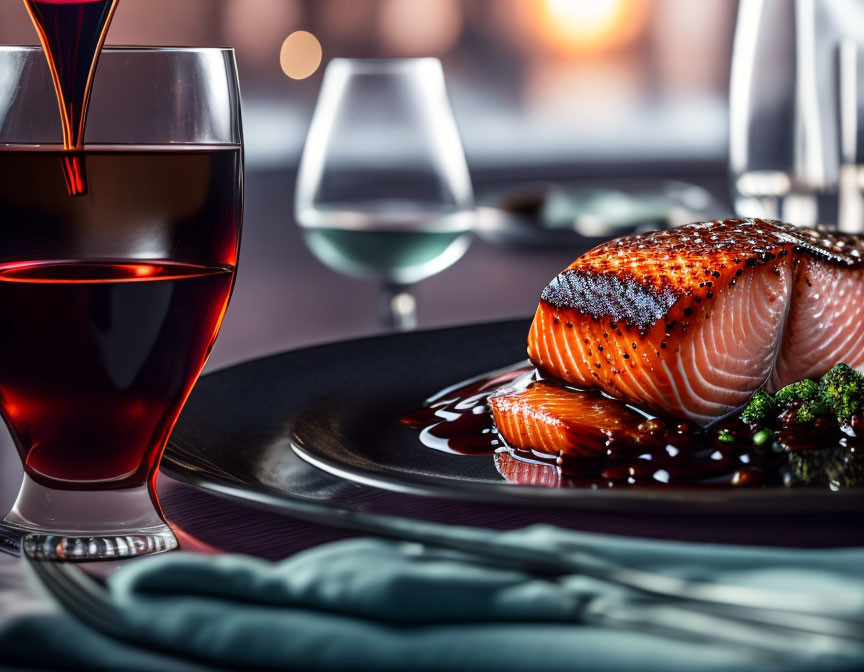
[488,378,653,460]
[526,219,864,425]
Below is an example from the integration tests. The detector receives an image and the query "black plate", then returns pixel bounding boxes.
[163,320,864,518]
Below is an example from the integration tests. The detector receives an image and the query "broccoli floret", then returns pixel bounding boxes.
[740,390,777,424]
[818,363,864,426]
[739,364,864,428]
[775,379,818,404]
[775,378,832,423]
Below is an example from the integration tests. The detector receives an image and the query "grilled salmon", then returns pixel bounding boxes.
[489,377,653,459]
[526,219,864,425]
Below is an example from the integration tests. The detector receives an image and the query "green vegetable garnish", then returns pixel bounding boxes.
[740,363,864,427]
[740,390,776,424]
[717,428,736,443]
[752,429,775,446]
[775,378,818,404]
[819,363,864,426]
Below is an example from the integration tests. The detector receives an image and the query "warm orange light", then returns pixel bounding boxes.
[504,0,649,57]
[280,30,322,80]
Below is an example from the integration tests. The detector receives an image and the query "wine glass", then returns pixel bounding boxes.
[838,39,864,233]
[0,47,243,560]
[295,58,473,330]
[728,0,864,228]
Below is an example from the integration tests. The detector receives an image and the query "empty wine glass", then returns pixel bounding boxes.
[729,0,864,228]
[838,39,864,233]
[295,58,473,330]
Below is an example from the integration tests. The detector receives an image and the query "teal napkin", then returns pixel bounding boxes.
[3,525,863,671]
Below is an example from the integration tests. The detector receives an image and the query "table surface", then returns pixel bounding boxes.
[14,163,857,667]
[6,161,859,544]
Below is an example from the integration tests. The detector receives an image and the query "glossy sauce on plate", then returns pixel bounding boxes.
[402,364,859,489]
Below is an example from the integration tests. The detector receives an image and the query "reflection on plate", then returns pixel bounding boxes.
[475,180,728,248]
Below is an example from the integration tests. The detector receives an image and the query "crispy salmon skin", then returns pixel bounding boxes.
[527,219,864,424]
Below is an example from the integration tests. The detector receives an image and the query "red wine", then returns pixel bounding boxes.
[24,0,119,194]
[0,145,242,268]
[0,144,242,489]
[0,260,234,488]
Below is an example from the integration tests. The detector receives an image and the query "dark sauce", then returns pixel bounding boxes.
[401,364,860,489]
[401,367,525,455]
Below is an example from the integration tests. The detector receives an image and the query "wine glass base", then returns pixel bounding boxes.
[0,522,177,561]
[0,474,178,561]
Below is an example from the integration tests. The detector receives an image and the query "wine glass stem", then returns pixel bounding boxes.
[379,282,417,331]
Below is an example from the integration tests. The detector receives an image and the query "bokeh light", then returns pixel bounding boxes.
[280,30,322,80]
[491,0,650,58]
[537,0,649,55]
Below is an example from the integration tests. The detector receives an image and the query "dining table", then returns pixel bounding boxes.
[3,158,862,670]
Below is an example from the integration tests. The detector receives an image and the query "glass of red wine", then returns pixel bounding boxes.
[0,46,243,560]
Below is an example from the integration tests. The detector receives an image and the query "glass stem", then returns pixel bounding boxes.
[379,282,417,331]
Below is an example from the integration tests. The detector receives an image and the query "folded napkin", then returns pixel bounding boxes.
[3,525,864,671]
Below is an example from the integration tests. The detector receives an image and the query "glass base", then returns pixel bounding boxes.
[0,474,177,561]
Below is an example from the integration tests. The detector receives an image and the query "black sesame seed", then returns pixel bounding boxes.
[661,342,667,349]
[623,353,630,359]
[595,363,602,369]
[683,307,692,316]
[632,342,637,349]
[712,271,720,278]
[598,346,604,351]
[735,268,743,276]
[566,321,573,328]
[706,291,713,298]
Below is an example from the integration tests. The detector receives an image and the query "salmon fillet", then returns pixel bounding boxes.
[489,379,652,459]
[526,219,864,425]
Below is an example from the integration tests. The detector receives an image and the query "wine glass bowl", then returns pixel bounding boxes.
[0,47,243,560]
[295,58,473,330]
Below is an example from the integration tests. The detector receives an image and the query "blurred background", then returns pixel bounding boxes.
[0,0,735,170]
[0,0,736,372]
